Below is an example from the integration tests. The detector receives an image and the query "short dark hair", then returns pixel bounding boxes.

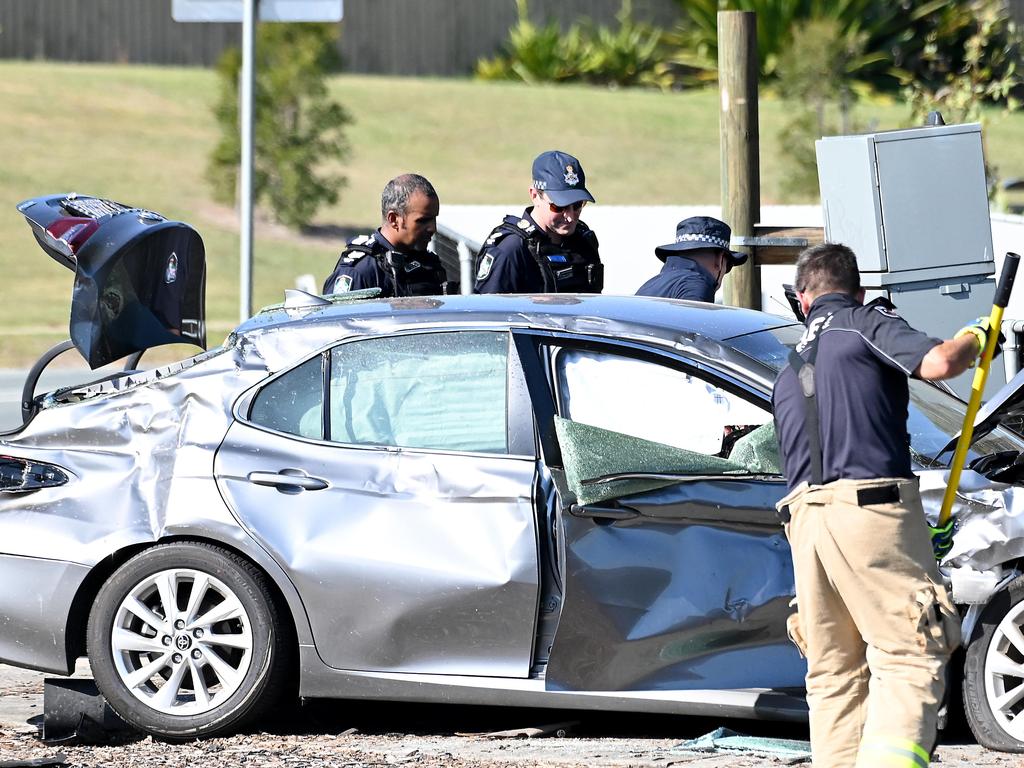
[795,242,861,296]
[381,174,437,220]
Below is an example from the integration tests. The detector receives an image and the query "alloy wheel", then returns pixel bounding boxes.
[984,599,1024,741]
[109,567,254,716]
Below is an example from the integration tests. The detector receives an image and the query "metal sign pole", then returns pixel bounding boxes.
[172,0,343,322]
[239,0,257,322]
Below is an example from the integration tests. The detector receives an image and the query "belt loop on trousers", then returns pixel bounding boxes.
[778,483,901,521]
[855,484,901,506]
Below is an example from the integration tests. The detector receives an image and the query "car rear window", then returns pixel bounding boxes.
[249,331,511,454]
[328,331,509,454]
[249,355,325,439]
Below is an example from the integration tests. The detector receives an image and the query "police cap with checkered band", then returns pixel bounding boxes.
[531,150,596,207]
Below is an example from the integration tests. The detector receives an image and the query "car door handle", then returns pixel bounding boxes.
[569,503,639,521]
[246,470,329,492]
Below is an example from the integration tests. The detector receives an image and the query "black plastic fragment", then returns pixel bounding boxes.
[42,678,127,744]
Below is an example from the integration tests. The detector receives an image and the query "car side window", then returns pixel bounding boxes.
[328,331,509,454]
[554,347,776,473]
[249,355,325,439]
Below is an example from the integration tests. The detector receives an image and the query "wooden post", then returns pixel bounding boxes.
[718,11,760,309]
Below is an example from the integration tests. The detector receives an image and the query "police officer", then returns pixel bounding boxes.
[635,216,747,302]
[323,174,448,297]
[772,243,993,768]
[474,150,602,294]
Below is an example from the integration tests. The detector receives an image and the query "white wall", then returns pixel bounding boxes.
[437,204,1024,324]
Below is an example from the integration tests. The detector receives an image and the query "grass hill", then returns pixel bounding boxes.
[2,60,1023,366]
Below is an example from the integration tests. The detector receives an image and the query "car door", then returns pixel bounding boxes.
[512,331,805,693]
[214,329,541,677]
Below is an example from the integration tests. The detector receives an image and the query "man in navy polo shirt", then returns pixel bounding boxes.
[772,242,994,768]
[474,150,602,294]
[635,216,747,302]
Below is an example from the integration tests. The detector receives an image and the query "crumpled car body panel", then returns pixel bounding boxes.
[0,293,1015,724]
[548,479,801,692]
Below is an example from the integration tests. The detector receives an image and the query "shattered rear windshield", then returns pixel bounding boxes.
[730,325,1024,466]
[42,345,229,408]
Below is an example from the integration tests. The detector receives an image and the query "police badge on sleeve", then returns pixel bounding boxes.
[333,274,354,293]
[477,253,495,281]
[867,297,900,318]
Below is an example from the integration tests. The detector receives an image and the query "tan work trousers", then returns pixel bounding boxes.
[778,477,960,768]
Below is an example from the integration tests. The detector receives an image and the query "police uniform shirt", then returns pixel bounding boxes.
[323,230,394,294]
[635,255,717,302]
[474,209,599,294]
[323,230,444,297]
[772,292,941,491]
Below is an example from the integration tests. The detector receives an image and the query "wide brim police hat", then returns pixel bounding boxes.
[655,215,748,267]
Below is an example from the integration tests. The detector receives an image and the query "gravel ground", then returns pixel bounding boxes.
[0,665,1021,767]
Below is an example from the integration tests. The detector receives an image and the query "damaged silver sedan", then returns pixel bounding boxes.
[4,195,1024,750]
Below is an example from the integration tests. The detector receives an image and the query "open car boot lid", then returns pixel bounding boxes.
[969,366,1024,440]
[936,366,1024,459]
[16,193,206,368]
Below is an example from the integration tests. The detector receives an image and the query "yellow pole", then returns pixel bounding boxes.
[939,253,1020,526]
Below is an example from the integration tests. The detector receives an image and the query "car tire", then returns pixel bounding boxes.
[86,542,291,741]
[963,574,1024,752]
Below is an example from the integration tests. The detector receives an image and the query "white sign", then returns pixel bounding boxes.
[172,0,343,22]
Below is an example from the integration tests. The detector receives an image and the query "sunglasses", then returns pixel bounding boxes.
[541,195,587,214]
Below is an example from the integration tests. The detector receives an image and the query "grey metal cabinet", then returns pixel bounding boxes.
[817,123,1001,396]
[816,123,994,282]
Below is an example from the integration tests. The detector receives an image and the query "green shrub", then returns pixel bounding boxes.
[476,0,672,89]
[775,18,868,199]
[903,0,1021,204]
[760,0,1020,201]
[476,0,587,83]
[578,2,674,88]
[905,0,1021,122]
[207,23,352,229]
[670,0,1018,97]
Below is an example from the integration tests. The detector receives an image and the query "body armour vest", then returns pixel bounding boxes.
[478,216,603,293]
[323,234,448,297]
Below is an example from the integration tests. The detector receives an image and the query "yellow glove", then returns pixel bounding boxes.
[955,317,995,366]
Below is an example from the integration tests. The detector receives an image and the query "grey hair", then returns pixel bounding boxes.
[381,174,437,220]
